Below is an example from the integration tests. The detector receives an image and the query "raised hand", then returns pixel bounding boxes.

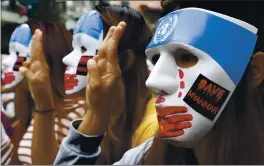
[19,29,55,111]
[78,22,126,135]
[86,21,126,118]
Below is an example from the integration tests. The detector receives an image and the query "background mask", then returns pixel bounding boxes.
[63,11,104,95]
[2,24,32,89]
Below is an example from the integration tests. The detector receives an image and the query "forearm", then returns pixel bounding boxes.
[32,110,58,164]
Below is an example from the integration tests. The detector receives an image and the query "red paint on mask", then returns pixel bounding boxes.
[179,69,184,79]
[156,106,191,138]
[3,72,15,84]
[64,73,78,91]
[156,96,165,104]
[180,81,185,89]
[178,69,185,98]
[178,92,182,98]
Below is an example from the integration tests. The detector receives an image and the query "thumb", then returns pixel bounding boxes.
[23,60,32,69]
[19,67,34,81]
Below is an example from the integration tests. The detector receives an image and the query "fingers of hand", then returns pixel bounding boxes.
[156,106,188,116]
[87,59,101,92]
[159,121,192,131]
[97,26,115,60]
[35,29,43,42]
[104,26,115,42]
[31,29,44,61]
[23,61,32,68]
[19,67,34,80]
[159,121,192,138]
[30,60,44,73]
[158,113,193,138]
[106,22,126,64]
[160,130,185,138]
[157,114,193,123]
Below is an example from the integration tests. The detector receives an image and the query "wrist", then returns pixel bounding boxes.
[34,107,55,114]
[34,98,55,111]
[77,110,110,136]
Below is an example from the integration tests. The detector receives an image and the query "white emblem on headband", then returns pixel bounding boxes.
[153,14,178,44]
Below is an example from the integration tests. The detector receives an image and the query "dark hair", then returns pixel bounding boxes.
[94,4,153,164]
[142,2,264,164]
[96,4,153,57]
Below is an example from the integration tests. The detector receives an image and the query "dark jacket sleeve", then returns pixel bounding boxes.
[54,119,105,165]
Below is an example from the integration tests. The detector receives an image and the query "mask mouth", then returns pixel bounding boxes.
[156,95,166,105]
[13,57,27,71]
[3,72,15,84]
[157,106,188,117]
[76,56,93,76]
[64,73,78,91]
[157,105,190,139]
[155,90,169,106]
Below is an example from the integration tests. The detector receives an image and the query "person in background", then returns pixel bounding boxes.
[1,121,15,165]
[13,21,86,165]
[58,4,158,164]
[1,106,21,165]
[2,24,34,148]
[1,55,16,121]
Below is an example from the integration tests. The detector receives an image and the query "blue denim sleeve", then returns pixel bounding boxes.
[54,119,105,165]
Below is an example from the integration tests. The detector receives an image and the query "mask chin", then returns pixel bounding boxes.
[3,71,24,89]
[64,75,86,95]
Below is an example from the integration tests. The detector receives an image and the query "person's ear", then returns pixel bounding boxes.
[251,52,264,88]
[122,49,135,72]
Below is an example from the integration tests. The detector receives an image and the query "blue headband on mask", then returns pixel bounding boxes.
[74,10,103,40]
[10,24,32,47]
[146,8,258,85]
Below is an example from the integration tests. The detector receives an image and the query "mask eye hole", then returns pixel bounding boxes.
[152,54,160,65]
[81,46,87,54]
[175,49,198,68]
[16,51,19,57]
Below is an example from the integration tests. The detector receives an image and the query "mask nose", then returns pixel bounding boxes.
[146,73,178,95]
[145,52,179,95]
[62,49,79,66]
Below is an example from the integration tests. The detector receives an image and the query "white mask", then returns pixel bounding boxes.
[145,8,258,147]
[63,11,103,94]
[2,24,32,89]
[146,59,154,73]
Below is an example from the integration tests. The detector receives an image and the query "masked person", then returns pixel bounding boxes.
[7,21,87,165]
[1,104,21,165]
[1,121,15,165]
[2,24,34,149]
[54,6,264,165]
[1,55,16,120]
[61,5,158,164]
